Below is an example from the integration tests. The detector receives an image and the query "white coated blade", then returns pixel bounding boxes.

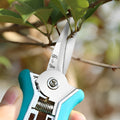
[47,22,69,73]
[63,33,77,74]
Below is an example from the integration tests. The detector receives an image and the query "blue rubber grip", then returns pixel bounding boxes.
[17,69,84,120]
[57,89,84,120]
[17,69,34,120]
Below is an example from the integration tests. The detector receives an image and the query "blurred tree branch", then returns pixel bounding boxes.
[0,0,119,71]
[1,32,119,70]
[73,57,120,70]
[89,0,113,8]
[0,37,56,47]
[0,21,43,34]
[0,0,115,34]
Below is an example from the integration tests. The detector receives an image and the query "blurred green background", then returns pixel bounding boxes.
[0,1,120,120]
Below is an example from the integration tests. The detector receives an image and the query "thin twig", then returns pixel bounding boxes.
[0,0,113,34]
[17,31,43,43]
[28,22,48,36]
[55,25,60,36]
[47,34,52,44]
[0,38,56,47]
[89,0,113,8]
[0,0,113,36]
[0,21,44,34]
[73,57,120,70]
[45,25,53,44]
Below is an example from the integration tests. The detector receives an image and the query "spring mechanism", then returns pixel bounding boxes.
[34,98,54,115]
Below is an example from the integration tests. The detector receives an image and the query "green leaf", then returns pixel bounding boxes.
[17,0,44,10]
[15,1,34,22]
[48,1,64,24]
[50,9,64,25]
[0,9,23,24]
[83,4,99,20]
[66,0,89,9]
[65,0,89,22]
[35,8,53,24]
[71,8,87,22]
[8,0,15,4]
[50,0,67,17]
[0,56,11,69]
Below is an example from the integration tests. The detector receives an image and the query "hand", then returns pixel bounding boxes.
[0,87,23,120]
[70,111,86,120]
[0,86,86,120]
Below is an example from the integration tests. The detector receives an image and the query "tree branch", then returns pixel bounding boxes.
[89,0,113,8]
[17,31,42,43]
[0,37,56,47]
[0,21,44,34]
[55,25,60,36]
[0,0,114,35]
[73,57,120,70]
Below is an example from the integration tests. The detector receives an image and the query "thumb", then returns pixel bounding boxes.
[70,111,86,120]
[0,86,23,120]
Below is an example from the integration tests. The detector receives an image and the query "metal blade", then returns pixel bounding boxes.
[63,33,77,74]
[47,22,69,73]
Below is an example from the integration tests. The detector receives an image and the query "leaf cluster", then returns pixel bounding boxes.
[0,0,115,34]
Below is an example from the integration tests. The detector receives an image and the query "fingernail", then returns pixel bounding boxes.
[70,111,87,120]
[1,86,20,105]
[78,113,86,120]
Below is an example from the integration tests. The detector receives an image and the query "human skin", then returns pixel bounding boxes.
[43,0,86,119]
[0,1,86,120]
[0,86,86,120]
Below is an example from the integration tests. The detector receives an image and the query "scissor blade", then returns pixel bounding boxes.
[47,23,69,73]
[63,33,77,74]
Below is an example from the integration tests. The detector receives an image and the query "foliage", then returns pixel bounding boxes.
[0,56,11,69]
[65,0,89,22]
[0,0,113,32]
[0,2,120,119]
[0,9,24,24]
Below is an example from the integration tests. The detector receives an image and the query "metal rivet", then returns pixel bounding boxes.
[47,78,59,90]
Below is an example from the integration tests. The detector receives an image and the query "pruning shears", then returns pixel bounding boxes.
[18,22,84,120]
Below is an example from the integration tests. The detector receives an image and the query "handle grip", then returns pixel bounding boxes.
[17,69,34,120]
[56,89,84,120]
[17,69,84,120]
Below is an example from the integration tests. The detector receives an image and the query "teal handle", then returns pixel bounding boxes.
[57,89,84,120]
[17,69,34,120]
[17,69,84,120]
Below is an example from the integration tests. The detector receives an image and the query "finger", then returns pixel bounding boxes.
[69,111,86,120]
[0,86,23,120]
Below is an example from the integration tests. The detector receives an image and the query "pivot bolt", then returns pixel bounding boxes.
[47,78,59,90]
